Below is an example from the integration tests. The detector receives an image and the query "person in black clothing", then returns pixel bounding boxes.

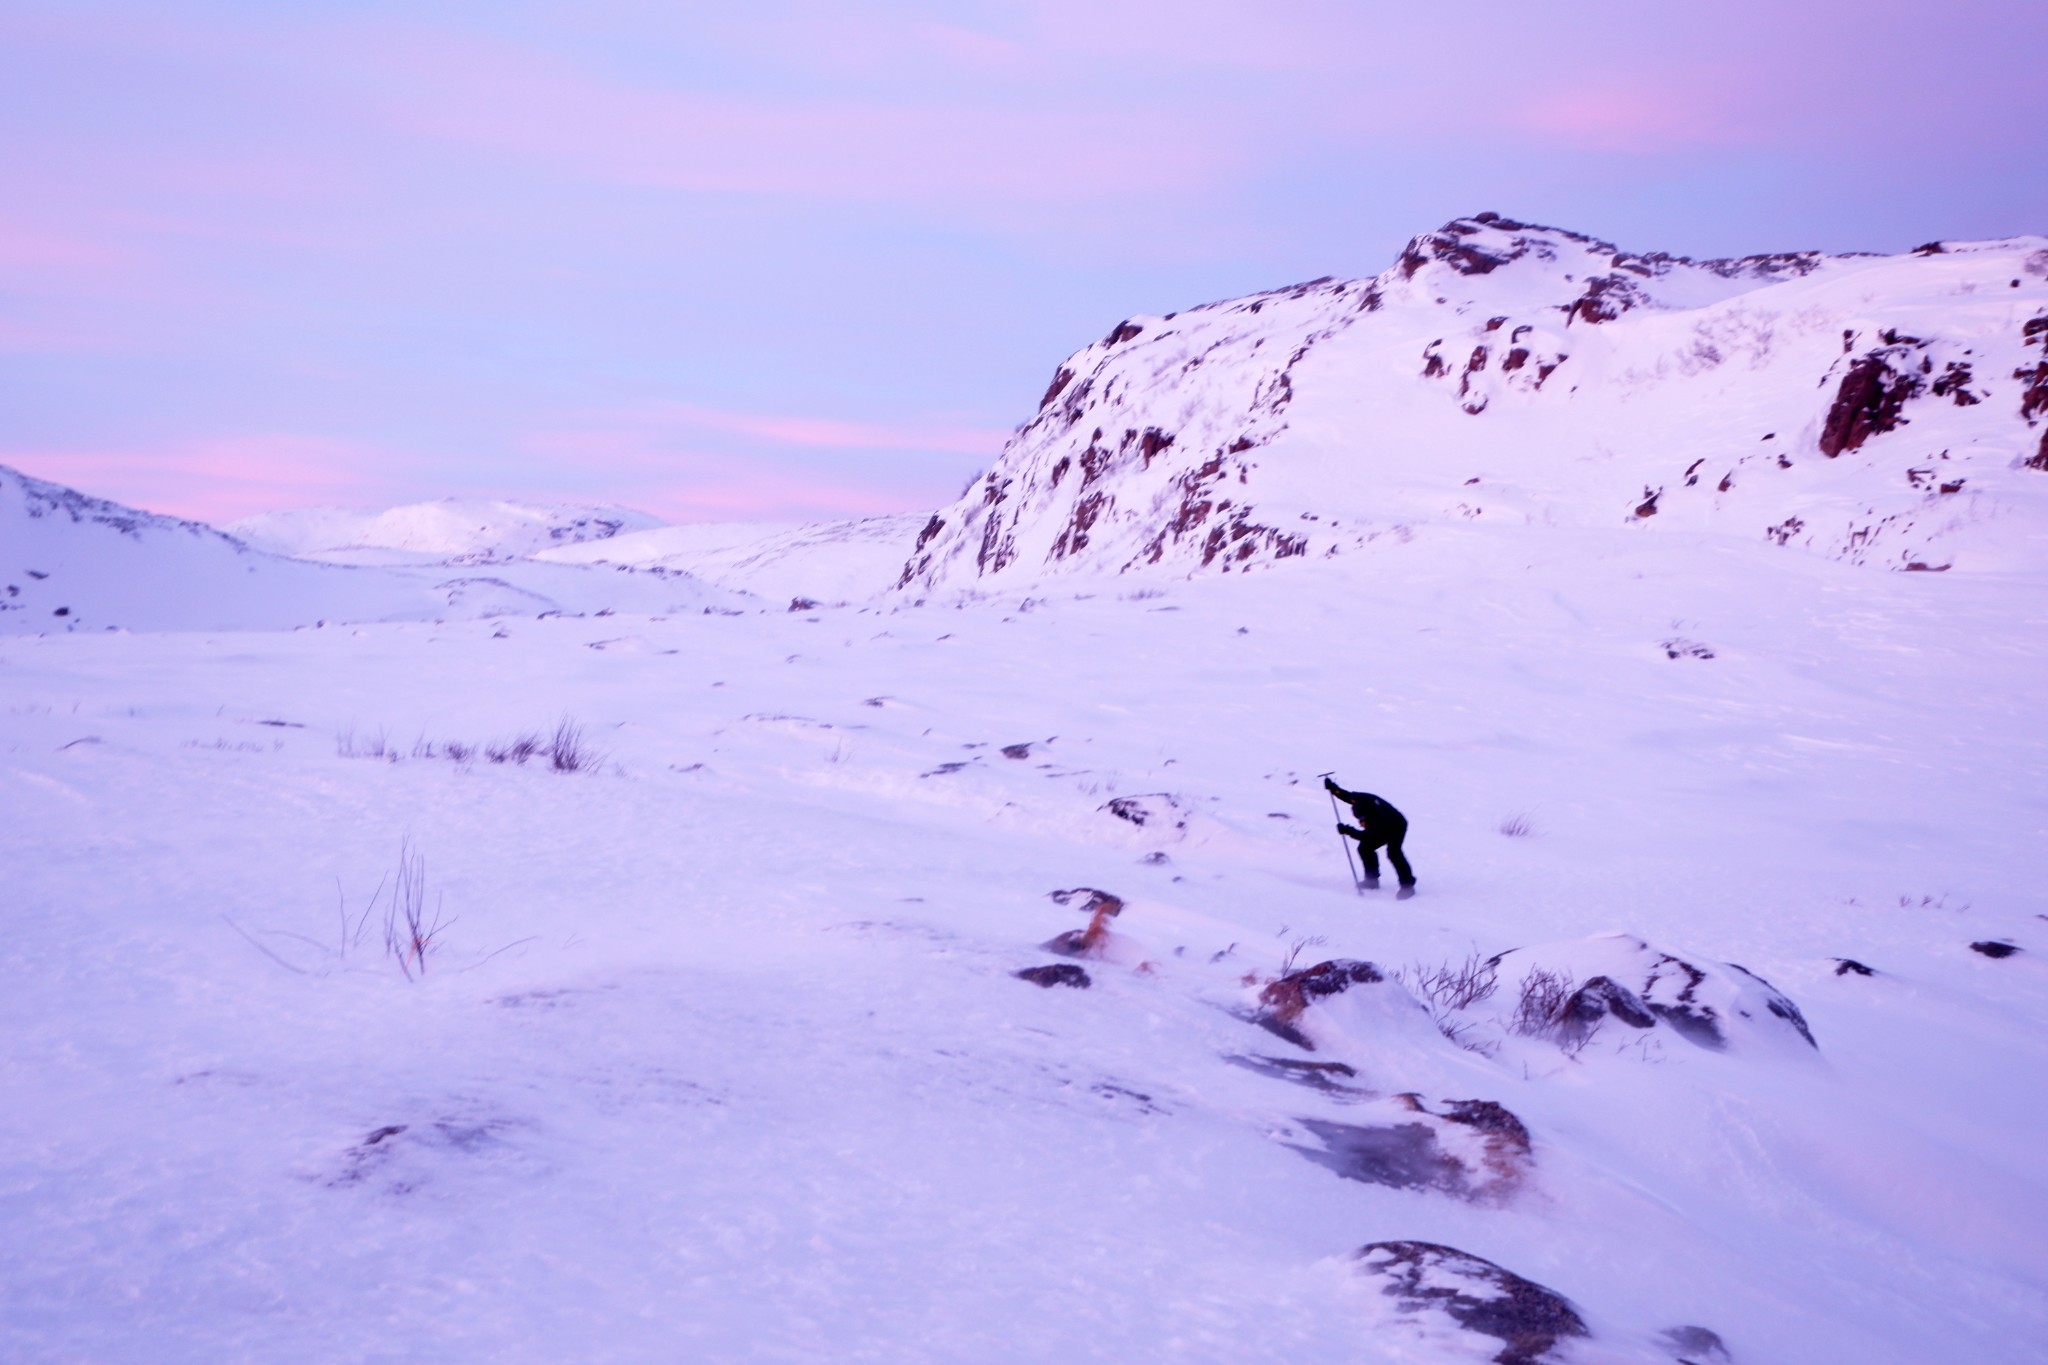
[1323,777,1416,898]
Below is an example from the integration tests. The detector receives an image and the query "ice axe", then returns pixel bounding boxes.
[1318,770,1363,895]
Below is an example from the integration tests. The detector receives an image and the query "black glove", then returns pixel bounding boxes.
[1323,777,1339,793]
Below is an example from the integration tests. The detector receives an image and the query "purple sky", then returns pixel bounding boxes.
[4,1,2045,525]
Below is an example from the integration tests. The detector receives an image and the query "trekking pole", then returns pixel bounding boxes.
[1318,770,1363,895]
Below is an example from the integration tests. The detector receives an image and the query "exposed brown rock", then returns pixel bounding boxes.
[1259,959,1384,1028]
[1930,361,1981,406]
[1048,491,1108,560]
[2016,361,2048,424]
[1039,366,1074,410]
[1044,887,1125,957]
[1567,274,1647,325]
[1820,355,1922,456]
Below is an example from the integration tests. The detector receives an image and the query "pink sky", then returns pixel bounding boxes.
[3,0,2042,526]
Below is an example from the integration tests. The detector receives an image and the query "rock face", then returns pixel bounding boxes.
[1352,1240,1588,1365]
[897,219,2048,591]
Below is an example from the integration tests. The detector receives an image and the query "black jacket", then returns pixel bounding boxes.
[1325,781,1406,844]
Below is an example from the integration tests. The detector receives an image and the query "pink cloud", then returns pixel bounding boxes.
[619,402,1010,457]
[353,28,1235,205]
[0,222,134,273]
[4,435,408,524]
[0,317,113,354]
[521,429,936,522]
[520,399,999,522]
[1512,72,1758,153]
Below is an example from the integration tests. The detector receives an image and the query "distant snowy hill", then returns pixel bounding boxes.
[229,497,667,563]
[899,214,2048,592]
[1,466,743,633]
[538,513,928,606]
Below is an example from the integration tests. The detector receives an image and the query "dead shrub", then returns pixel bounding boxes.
[382,836,450,981]
[1508,967,1583,1052]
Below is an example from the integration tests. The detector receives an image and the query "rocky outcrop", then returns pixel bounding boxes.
[2021,312,2048,471]
[891,218,2048,592]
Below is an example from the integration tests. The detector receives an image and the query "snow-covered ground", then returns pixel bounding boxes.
[4,213,2046,1363]
[537,513,930,606]
[4,520,2043,1363]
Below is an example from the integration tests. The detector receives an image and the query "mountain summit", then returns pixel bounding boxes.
[897,214,2048,592]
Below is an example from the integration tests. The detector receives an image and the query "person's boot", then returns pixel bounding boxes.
[1396,883,1416,901]
[1360,877,1381,891]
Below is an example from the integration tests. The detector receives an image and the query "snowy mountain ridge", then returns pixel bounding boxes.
[1,465,743,633]
[229,497,668,564]
[899,214,2048,592]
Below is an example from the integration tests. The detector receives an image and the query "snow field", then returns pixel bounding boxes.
[3,521,2044,1362]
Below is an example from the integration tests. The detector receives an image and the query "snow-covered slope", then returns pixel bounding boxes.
[539,513,928,606]
[1,465,744,633]
[230,497,667,563]
[3,531,2044,1363]
[900,215,2048,592]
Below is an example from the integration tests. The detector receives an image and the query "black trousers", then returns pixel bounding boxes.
[1352,830,1415,887]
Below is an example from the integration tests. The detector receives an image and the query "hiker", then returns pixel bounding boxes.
[1323,777,1416,898]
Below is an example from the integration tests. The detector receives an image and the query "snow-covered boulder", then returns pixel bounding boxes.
[1040,887,1150,967]
[1254,958,1442,1055]
[1349,1240,1588,1365]
[1471,932,1816,1056]
[1287,1095,1532,1204]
